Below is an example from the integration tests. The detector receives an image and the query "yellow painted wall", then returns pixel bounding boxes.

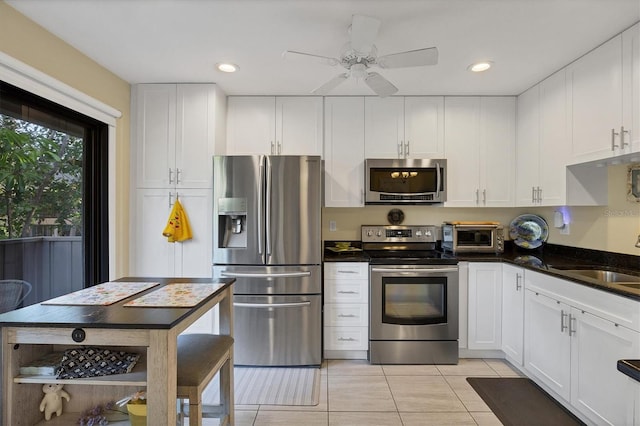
[323,164,640,256]
[0,1,131,276]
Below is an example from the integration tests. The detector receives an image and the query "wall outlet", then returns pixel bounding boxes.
[329,220,337,232]
[560,223,570,235]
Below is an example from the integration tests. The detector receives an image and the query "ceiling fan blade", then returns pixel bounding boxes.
[377,47,439,69]
[364,72,398,97]
[282,50,339,66]
[312,73,349,95]
[350,14,381,55]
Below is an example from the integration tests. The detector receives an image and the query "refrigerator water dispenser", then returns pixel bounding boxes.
[218,197,247,248]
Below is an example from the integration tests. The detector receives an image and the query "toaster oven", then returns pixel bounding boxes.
[441,222,504,254]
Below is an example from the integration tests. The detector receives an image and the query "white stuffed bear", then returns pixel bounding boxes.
[39,383,70,420]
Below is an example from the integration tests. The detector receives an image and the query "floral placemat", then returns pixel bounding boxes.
[123,283,224,308]
[42,282,159,306]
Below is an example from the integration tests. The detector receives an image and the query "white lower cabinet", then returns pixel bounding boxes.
[524,270,640,426]
[467,263,502,350]
[323,262,369,359]
[501,264,525,366]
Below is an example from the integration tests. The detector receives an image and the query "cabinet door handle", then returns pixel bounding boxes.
[531,186,536,203]
[483,189,486,204]
[277,141,282,155]
[398,141,404,157]
[516,273,522,291]
[537,187,542,203]
[175,168,181,184]
[476,189,479,205]
[405,141,410,157]
[561,309,568,333]
[169,168,174,184]
[611,128,619,150]
[270,141,275,155]
[621,126,629,148]
[569,314,576,336]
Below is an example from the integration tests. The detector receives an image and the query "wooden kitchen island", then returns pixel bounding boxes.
[0,277,234,426]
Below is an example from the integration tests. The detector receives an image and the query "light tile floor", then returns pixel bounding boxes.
[198,358,524,426]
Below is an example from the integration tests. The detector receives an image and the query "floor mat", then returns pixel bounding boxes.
[467,377,585,426]
[202,367,321,406]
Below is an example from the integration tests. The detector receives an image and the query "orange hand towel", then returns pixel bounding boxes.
[162,199,193,242]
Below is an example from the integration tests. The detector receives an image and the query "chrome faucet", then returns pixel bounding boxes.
[636,235,640,248]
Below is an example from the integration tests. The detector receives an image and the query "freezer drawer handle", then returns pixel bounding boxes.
[234,301,311,308]
[220,271,312,278]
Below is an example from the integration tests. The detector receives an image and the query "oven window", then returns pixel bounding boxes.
[456,229,493,247]
[369,167,442,194]
[382,277,447,325]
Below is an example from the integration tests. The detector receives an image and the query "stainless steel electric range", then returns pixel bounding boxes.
[362,225,459,364]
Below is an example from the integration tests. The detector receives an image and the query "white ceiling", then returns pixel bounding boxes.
[6,0,640,96]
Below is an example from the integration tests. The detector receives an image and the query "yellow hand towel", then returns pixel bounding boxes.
[162,199,193,242]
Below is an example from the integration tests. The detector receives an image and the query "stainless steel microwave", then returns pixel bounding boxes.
[365,158,447,204]
[441,223,504,254]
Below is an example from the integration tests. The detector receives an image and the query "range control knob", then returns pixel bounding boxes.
[376,230,383,237]
[415,230,423,237]
[366,230,373,237]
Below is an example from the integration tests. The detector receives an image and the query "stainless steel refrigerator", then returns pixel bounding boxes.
[212,155,322,366]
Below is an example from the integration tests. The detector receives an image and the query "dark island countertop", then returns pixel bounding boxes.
[617,360,640,383]
[0,277,235,329]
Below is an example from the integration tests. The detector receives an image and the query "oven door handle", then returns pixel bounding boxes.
[371,267,458,273]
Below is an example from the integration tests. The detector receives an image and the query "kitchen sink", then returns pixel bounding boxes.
[550,267,640,284]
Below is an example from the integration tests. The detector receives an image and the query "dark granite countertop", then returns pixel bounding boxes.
[323,241,640,301]
[617,360,640,383]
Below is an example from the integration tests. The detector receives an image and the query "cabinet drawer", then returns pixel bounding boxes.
[324,262,369,280]
[324,327,369,350]
[324,280,368,303]
[324,304,368,326]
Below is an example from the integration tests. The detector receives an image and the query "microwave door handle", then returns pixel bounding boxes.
[435,162,441,199]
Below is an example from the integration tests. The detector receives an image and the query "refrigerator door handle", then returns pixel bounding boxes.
[234,301,311,308]
[220,271,312,278]
[265,155,272,257]
[258,156,265,256]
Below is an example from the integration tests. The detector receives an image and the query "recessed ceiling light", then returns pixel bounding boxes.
[468,61,493,72]
[216,63,239,73]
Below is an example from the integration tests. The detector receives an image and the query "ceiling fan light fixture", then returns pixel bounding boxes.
[468,61,493,72]
[350,63,368,80]
[216,62,239,73]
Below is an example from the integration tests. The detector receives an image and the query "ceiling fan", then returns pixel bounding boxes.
[283,14,438,97]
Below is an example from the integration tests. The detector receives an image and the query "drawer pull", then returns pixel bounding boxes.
[338,314,357,318]
[337,270,358,274]
[338,337,356,342]
[337,290,358,294]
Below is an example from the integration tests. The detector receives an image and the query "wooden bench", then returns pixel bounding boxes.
[177,333,234,426]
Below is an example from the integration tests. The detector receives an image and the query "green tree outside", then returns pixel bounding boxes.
[0,114,82,239]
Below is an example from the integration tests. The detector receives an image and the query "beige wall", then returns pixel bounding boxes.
[323,163,640,256]
[0,1,131,276]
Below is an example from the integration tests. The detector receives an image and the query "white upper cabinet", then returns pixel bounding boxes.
[568,23,640,163]
[364,96,444,159]
[445,97,516,207]
[133,84,219,189]
[324,97,365,207]
[226,96,323,156]
[516,70,569,206]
